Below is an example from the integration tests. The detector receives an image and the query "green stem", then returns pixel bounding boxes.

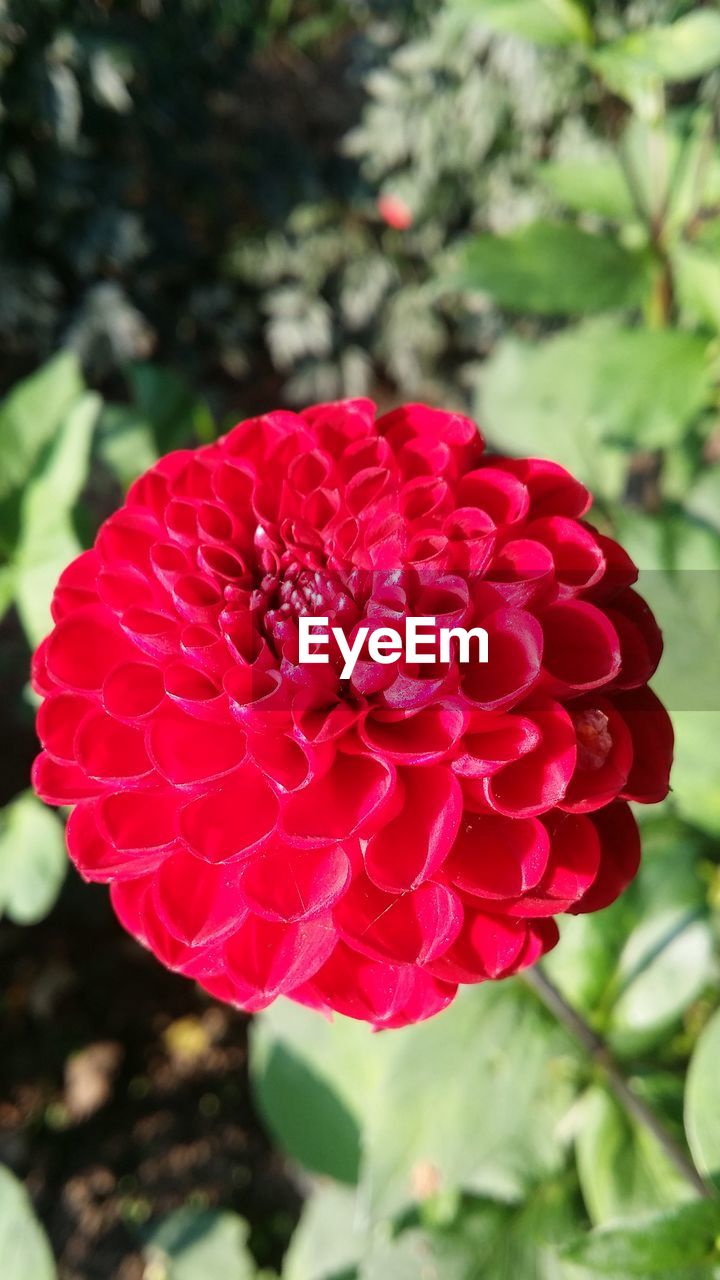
[521,964,710,1200]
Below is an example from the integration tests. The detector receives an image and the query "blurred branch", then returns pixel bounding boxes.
[522,964,711,1199]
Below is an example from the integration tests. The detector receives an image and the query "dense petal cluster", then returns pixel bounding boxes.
[32,401,672,1028]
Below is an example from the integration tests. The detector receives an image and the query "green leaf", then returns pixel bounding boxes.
[249,1000,396,1183]
[456,222,650,316]
[603,810,716,1052]
[585,331,711,449]
[0,793,66,926]
[362,1189,579,1280]
[685,469,720,538]
[450,0,592,47]
[685,1007,720,1193]
[13,392,100,647]
[283,1184,365,1280]
[562,1200,720,1273]
[576,1086,693,1227]
[537,156,635,221]
[126,363,215,453]
[143,1208,257,1280]
[673,244,720,332]
[361,1222,496,1280]
[0,1164,56,1280]
[0,352,84,507]
[0,566,15,625]
[359,984,579,1223]
[670,712,720,837]
[592,14,720,106]
[545,910,629,1016]
[608,914,714,1054]
[479,321,711,498]
[97,403,159,490]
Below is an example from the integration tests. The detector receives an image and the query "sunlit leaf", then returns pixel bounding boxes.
[0,1164,56,1280]
[0,792,66,926]
[609,916,714,1054]
[143,1208,257,1280]
[562,1199,720,1272]
[576,1086,693,1227]
[592,13,720,93]
[479,321,711,498]
[13,392,100,646]
[456,222,650,316]
[97,403,159,490]
[359,984,579,1222]
[450,0,592,47]
[250,1000,396,1183]
[685,1007,720,1193]
[282,1184,365,1280]
[673,244,720,332]
[537,154,634,220]
[0,352,84,506]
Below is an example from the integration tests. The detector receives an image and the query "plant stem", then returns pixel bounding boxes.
[521,964,710,1199]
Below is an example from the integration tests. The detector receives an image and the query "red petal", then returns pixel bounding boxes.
[180,765,278,863]
[365,764,462,892]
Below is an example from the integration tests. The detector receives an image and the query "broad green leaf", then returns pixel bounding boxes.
[0,793,66,926]
[250,1000,396,1183]
[576,1086,693,1227]
[562,1200,720,1273]
[143,1208,257,1280]
[479,321,624,499]
[358,1218,486,1280]
[97,403,159,489]
[0,1164,56,1280]
[13,392,100,646]
[545,910,629,1016]
[359,983,579,1222]
[363,1189,579,1280]
[608,915,714,1054]
[457,222,650,316]
[537,156,634,221]
[673,244,720,332]
[480,321,711,498]
[581,332,711,449]
[283,1184,366,1280]
[670,712,720,837]
[450,0,591,46]
[685,1008,720,1192]
[0,352,84,506]
[592,14,720,94]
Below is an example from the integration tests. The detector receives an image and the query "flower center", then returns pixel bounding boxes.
[255,557,359,654]
[573,708,613,771]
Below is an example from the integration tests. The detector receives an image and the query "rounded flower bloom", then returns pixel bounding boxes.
[32,401,672,1028]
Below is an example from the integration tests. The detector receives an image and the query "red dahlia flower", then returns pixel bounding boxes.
[32,400,672,1028]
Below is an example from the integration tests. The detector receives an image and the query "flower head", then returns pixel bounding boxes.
[32,400,672,1027]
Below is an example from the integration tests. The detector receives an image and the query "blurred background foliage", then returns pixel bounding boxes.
[3,0,720,1276]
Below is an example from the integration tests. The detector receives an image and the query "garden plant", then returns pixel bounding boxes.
[3,1,720,1278]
